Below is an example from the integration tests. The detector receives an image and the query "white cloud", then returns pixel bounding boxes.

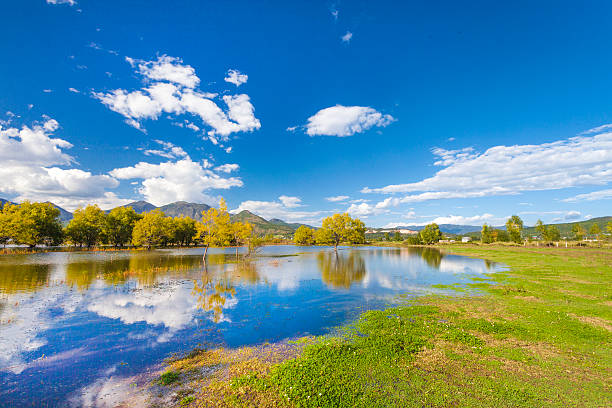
[364,131,612,206]
[345,199,395,218]
[68,87,80,93]
[215,163,239,173]
[428,214,495,225]
[384,213,496,228]
[304,105,395,137]
[341,31,353,42]
[431,147,477,166]
[94,56,260,140]
[143,139,188,159]
[232,198,321,224]
[47,0,76,5]
[127,55,200,88]
[346,203,379,218]
[326,195,349,202]
[0,119,129,210]
[562,189,612,202]
[224,69,248,86]
[563,210,582,220]
[110,157,243,206]
[278,195,302,208]
[43,119,59,132]
[580,123,612,135]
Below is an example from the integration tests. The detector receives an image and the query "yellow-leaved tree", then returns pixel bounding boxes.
[231,221,253,258]
[197,198,232,259]
[319,213,366,252]
[294,225,315,245]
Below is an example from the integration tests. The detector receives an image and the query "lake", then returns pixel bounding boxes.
[0,245,503,407]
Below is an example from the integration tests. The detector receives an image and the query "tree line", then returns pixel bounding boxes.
[0,199,255,254]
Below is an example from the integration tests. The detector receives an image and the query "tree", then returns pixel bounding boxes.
[405,235,422,245]
[196,198,232,258]
[505,215,524,244]
[8,201,63,247]
[393,231,402,241]
[173,216,197,246]
[0,204,11,248]
[294,225,315,245]
[105,206,142,247]
[231,221,253,258]
[64,205,107,248]
[314,227,334,245]
[535,219,546,239]
[419,223,442,244]
[546,225,561,242]
[347,218,366,244]
[319,213,366,252]
[492,229,510,242]
[384,232,390,241]
[572,223,586,241]
[481,224,493,244]
[589,223,601,240]
[132,210,171,248]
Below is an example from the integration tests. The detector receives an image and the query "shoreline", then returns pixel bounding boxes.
[143,245,611,407]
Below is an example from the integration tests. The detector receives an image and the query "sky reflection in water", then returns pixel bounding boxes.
[0,245,503,406]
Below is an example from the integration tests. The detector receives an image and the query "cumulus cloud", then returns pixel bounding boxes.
[215,163,239,173]
[563,210,582,220]
[303,105,395,137]
[325,195,349,202]
[126,55,199,88]
[143,139,188,159]
[278,195,302,208]
[562,189,612,202]
[94,56,260,140]
[224,69,248,86]
[341,31,353,42]
[233,196,321,224]
[345,198,398,218]
[110,157,243,206]
[0,119,129,210]
[431,147,477,166]
[363,131,612,207]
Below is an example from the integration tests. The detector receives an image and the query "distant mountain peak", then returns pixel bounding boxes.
[123,201,157,213]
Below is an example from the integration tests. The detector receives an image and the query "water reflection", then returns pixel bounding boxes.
[317,251,366,289]
[0,262,51,294]
[0,246,504,407]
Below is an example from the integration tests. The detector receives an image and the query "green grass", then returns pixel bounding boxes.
[164,245,612,407]
[158,370,181,386]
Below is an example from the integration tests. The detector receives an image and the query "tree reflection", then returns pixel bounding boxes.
[64,253,204,289]
[0,262,51,294]
[414,247,444,269]
[192,259,260,322]
[317,251,366,289]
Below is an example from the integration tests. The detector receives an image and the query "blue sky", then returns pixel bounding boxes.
[2,0,612,227]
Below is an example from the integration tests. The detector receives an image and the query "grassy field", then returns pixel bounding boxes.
[153,245,612,408]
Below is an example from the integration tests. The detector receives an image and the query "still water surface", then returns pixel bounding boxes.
[0,245,502,406]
